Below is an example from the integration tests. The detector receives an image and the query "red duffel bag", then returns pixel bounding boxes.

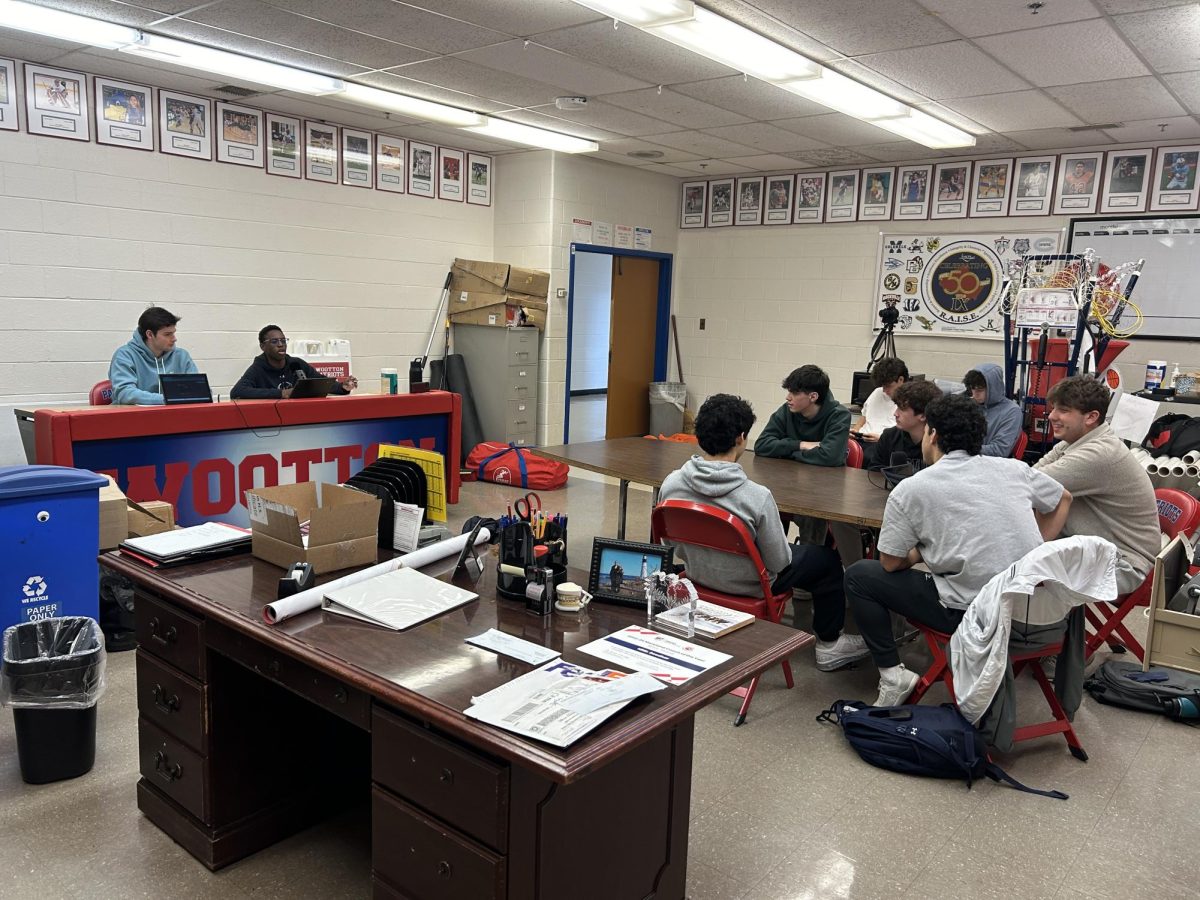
[465,442,568,490]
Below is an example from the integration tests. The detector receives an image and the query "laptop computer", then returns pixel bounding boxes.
[160,373,213,405]
[289,376,337,399]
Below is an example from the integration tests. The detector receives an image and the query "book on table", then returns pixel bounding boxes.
[119,522,251,565]
[656,600,755,638]
[322,565,477,630]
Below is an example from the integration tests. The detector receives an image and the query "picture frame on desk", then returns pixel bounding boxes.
[94,76,152,150]
[0,58,18,132]
[588,538,674,609]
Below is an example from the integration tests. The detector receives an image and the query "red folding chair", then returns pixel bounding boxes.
[1012,431,1028,460]
[89,379,113,406]
[1084,488,1200,661]
[651,499,797,726]
[846,438,864,469]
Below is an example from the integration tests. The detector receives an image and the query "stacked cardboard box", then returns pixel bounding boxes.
[448,258,549,330]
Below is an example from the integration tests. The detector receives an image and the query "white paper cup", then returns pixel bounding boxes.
[555,582,592,613]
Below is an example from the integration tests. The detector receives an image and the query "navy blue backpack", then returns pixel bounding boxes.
[817,700,1068,800]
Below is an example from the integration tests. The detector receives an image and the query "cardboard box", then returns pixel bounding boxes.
[244,482,379,573]
[450,258,509,295]
[450,300,546,331]
[1145,534,1200,675]
[506,266,550,298]
[127,500,175,538]
[99,475,128,550]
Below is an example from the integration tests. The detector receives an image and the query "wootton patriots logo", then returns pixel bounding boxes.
[22,576,47,598]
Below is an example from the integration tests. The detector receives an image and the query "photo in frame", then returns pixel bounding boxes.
[931,161,972,219]
[265,112,301,178]
[94,76,151,149]
[860,166,895,221]
[24,63,89,140]
[587,538,674,609]
[1052,152,1102,215]
[893,164,932,221]
[467,152,492,206]
[375,135,405,193]
[969,158,1013,217]
[764,175,794,224]
[158,89,210,160]
[438,147,465,201]
[408,140,435,198]
[827,170,860,222]
[735,176,764,225]
[215,101,263,167]
[341,127,372,187]
[1100,148,1152,214]
[1150,145,1200,212]
[304,121,338,183]
[708,177,734,227]
[1009,155,1057,217]
[680,180,707,228]
[794,172,826,223]
[0,58,17,131]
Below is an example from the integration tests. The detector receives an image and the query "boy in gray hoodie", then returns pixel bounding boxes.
[659,393,870,672]
[964,362,1022,457]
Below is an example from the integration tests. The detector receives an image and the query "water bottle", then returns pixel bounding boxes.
[380,368,398,395]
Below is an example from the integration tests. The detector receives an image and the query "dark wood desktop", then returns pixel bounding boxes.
[106,549,810,899]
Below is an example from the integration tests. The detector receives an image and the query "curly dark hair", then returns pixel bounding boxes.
[258,324,284,344]
[1047,375,1111,418]
[963,369,987,391]
[924,394,986,456]
[892,379,943,416]
[694,393,756,456]
[781,364,830,402]
[871,357,909,388]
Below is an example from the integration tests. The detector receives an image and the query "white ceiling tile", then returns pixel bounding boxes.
[945,90,1083,132]
[147,19,372,77]
[1003,127,1116,149]
[1114,6,1200,74]
[379,122,514,152]
[856,41,1030,100]
[477,108,623,141]
[24,0,166,27]
[671,76,828,121]
[701,123,830,153]
[458,40,649,96]
[668,160,756,175]
[786,148,881,166]
[42,48,235,95]
[912,103,989,136]
[1047,76,1186,123]
[640,131,761,158]
[1162,72,1200,113]
[848,141,952,162]
[975,19,1151,86]
[599,87,751,130]
[633,162,695,177]
[775,113,899,146]
[830,61,933,106]
[517,101,683,137]
[1095,0,1193,11]
[382,57,566,107]
[955,133,1028,154]
[917,0,1103,37]
[742,0,959,55]
[595,138,703,163]
[397,0,603,34]
[724,153,814,171]
[350,71,510,113]
[272,93,420,131]
[1103,116,1200,141]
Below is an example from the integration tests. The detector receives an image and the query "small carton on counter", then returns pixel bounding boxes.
[99,475,128,550]
[244,482,379,573]
[127,500,176,538]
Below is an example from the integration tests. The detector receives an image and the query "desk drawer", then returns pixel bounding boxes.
[136,650,206,753]
[136,593,205,679]
[372,786,505,900]
[373,707,508,851]
[139,716,207,823]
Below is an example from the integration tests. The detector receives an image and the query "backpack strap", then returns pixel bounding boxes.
[475,443,531,488]
[982,761,1068,800]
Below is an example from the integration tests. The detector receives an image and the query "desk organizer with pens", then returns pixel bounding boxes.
[496,514,568,614]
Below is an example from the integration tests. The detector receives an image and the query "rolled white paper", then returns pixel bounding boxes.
[1130,447,1152,464]
[1186,465,1200,479]
[1169,458,1187,477]
[1184,450,1200,465]
[262,527,491,624]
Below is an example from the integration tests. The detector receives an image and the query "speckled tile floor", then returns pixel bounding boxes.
[1,473,1195,900]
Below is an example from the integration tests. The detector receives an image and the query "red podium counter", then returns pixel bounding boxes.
[34,393,460,527]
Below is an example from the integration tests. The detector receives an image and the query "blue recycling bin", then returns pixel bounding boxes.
[0,466,109,633]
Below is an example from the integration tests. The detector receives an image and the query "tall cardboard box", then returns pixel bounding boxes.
[99,475,128,550]
[245,482,379,573]
[450,259,509,295]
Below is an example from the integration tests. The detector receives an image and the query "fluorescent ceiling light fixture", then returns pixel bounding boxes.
[340,83,484,127]
[0,0,139,49]
[873,108,976,149]
[122,33,344,95]
[650,7,819,83]
[465,118,599,153]
[781,68,908,120]
[573,0,696,27]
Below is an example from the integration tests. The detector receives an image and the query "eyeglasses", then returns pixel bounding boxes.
[263,337,288,346]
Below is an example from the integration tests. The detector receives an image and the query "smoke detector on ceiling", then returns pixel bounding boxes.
[555,96,588,111]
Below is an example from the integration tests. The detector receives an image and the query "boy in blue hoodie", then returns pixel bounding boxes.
[109,307,199,405]
[964,362,1022,457]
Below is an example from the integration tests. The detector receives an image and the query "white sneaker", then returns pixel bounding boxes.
[873,665,920,707]
[814,633,872,672]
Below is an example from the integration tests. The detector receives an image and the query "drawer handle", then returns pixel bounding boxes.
[154,750,183,782]
[255,659,281,678]
[437,861,452,879]
[148,618,178,647]
[439,767,454,785]
[151,684,180,714]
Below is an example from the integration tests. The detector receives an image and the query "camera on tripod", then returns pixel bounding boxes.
[879,298,900,328]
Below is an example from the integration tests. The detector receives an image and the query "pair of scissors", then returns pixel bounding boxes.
[514,492,541,522]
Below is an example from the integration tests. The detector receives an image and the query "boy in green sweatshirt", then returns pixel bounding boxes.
[754,365,850,466]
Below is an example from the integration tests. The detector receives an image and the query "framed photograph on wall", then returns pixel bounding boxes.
[94,76,151,149]
[1009,155,1056,216]
[1150,145,1200,212]
[860,166,895,221]
[680,180,707,228]
[264,112,301,178]
[587,538,674,610]
[1100,148,1152,214]
[764,174,794,225]
[341,127,372,187]
[827,170,859,222]
[931,161,971,219]
[438,147,465,201]
[0,58,18,131]
[304,121,338,183]
[24,63,89,141]
[735,176,764,225]
[794,172,826,224]
[375,135,405,193]
[215,101,263,167]
[158,90,211,160]
[893,164,932,220]
[969,158,1013,217]
[1052,152,1102,215]
[708,177,734,227]
[408,140,435,197]
[467,152,492,206]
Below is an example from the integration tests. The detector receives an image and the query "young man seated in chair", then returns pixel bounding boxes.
[660,393,871,671]
[867,379,943,472]
[844,394,1072,705]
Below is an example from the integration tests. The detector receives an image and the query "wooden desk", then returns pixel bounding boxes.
[105,550,809,899]
[535,438,889,539]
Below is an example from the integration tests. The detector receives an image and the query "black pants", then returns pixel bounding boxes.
[771,543,846,642]
[844,560,964,668]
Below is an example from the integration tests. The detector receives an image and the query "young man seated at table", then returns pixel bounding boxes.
[1034,375,1159,594]
[852,357,908,444]
[660,393,870,671]
[845,394,1071,705]
[109,306,199,405]
[754,365,850,466]
[230,325,358,399]
[867,379,943,472]
[964,362,1022,456]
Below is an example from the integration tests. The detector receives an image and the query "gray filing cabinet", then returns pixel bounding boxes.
[452,324,539,447]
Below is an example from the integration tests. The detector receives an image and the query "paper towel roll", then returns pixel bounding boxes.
[1130,447,1152,464]
[1143,458,1161,476]
[1184,450,1200,465]
[1169,457,1187,477]
[1187,464,1200,480]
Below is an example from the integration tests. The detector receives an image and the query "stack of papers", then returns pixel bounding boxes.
[120,522,251,566]
[322,566,477,630]
[656,600,755,638]
[578,626,732,685]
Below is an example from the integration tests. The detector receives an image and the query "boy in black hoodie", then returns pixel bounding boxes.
[754,365,850,466]
[230,325,358,399]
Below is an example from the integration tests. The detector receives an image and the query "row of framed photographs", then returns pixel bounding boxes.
[681,147,1200,228]
[0,58,492,204]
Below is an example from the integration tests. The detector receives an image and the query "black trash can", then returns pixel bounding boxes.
[2,616,107,784]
